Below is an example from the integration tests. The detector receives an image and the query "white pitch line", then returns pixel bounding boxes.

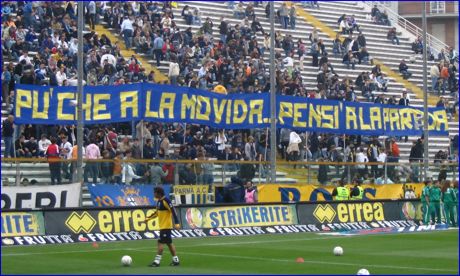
[1,236,342,257]
[133,249,459,273]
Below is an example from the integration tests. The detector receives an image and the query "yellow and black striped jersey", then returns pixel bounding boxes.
[154,196,179,230]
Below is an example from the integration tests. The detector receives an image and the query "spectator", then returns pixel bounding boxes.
[411,37,423,54]
[251,17,265,35]
[15,135,31,158]
[87,1,96,30]
[238,157,255,182]
[287,131,301,163]
[387,27,399,45]
[289,5,296,30]
[310,39,319,67]
[244,136,257,161]
[182,5,193,25]
[448,46,458,64]
[122,150,143,184]
[343,50,356,70]
[59,135,72,179]
[2,115,14,158]
[399,59,412,79]
[38,134,52,157]
[357,31,366,48]
[85,139,101,184]
[150,162,168,185]
[279,3,289,29]
[244,181,258,203]
[339,15,352,34]
[45,137,61,185]
[219,17,228,43]
[168,56,180,86]
[430,63,440,93]
[347,15,359,33]
[100,150,113,183]
[192,7,202,25]
[332,33,344,57]
[215,129,227,160]
[356,147,368,177]
[409,138,424,182]
[223,176,245,203]
[317,157,329,185]
[397,89,411,142]
[153,33,164,67]
[440,65,449,94]
[120,15,134,49]
[371,5,381,23]
[358,47,370,64]
[234,3,245,19]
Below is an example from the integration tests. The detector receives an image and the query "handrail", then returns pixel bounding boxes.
[361,1,458,63]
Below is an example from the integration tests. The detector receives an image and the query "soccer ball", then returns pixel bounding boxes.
[333,246,343,256]
[357,268,370,275]
[121,255,132,266]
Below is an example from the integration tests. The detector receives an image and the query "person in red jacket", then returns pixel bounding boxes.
[45,137,61,185]
[440,65,449,94]
[162,163,175,184]
[161,38,175,61]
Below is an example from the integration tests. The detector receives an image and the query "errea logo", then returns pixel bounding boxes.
[313,204,336,223]
[65,212,97,234]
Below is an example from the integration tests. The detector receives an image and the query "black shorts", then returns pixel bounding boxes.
[158,229,172,244]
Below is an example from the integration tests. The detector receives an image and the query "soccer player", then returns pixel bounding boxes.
[421,180,431,225]
[145,187,181,267]
[442,180,457,227]
[429,180,442,224]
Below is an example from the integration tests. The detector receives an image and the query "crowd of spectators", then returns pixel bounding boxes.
[1,1,458,187]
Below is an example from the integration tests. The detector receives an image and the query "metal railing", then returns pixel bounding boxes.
[362,1,458,63]
[1,157,458,187]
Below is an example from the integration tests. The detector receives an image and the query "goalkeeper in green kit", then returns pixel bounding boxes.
[421,180,432,225]
[428,180,442,224]
[441,180,457,227]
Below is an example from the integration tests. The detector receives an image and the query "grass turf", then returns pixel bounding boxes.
[1,230,458,275]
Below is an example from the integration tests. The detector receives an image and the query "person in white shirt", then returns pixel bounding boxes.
[355,147,368,177]
[214,129,227,159]
[100,52,117,68]
[69,38,78,56]
[377,147,387,174]
[60,136,73,179]
[38,134,51,157]
[56,66,67,86]
[120,15,134,49]
[122,151,142,184]
[168,59,180,86]
[18,51,32,66]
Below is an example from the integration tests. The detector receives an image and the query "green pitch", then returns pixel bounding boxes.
[2,230,458,275]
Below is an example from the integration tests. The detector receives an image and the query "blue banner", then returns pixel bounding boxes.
[14,84,449,136]
[87,184,171,207]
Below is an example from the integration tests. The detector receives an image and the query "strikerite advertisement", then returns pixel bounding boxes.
[1,211,45,237]
[181,204,298,229]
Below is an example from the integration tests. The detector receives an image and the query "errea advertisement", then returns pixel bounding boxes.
[1,200,431,246]
[296,201,418,231]
[181,205,298,229]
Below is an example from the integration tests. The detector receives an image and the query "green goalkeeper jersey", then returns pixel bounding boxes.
[421,186,431,203]
[442,187,457,203]
[429,186,441,202]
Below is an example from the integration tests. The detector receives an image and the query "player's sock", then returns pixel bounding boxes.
[154,255,162,265]
[172,256,179,263]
